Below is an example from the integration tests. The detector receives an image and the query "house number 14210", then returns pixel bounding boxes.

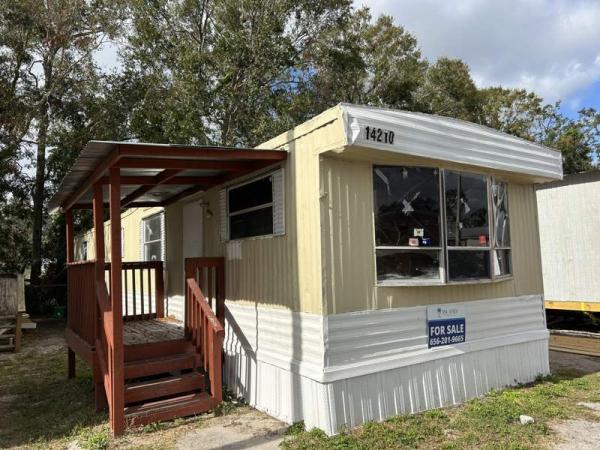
[364,126,395,144]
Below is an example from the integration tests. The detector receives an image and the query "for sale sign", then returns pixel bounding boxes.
[427,304,466,348]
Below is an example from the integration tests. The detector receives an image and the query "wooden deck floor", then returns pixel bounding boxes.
[123,318,184,346]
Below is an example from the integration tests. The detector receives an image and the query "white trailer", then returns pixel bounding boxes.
[536,170,600,313]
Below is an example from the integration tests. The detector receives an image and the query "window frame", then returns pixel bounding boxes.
[226,171,275,241]
[373,165,513,287]
[141,212,164,262]
[490,177,512,280]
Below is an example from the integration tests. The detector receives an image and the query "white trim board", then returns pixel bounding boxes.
[340,104,562,180]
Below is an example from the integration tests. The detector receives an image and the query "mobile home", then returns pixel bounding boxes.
[537,170,600,313]
[51,103,563,435]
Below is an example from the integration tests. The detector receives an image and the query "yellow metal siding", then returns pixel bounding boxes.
[319,156,544,314]
[164,111,345,314]
[75,207,163,262]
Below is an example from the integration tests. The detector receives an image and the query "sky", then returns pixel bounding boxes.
[96,0,600,118]
[358,0,600,117]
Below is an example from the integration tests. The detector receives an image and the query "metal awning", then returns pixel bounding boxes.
[49,141,288,213]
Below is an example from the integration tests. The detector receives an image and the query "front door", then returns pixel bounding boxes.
[183,201,204,264]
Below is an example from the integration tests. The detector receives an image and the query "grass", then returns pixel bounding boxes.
[1,321,599,449]
[0,324,106,449]
[281,371,600,449]
[0,320,246,449]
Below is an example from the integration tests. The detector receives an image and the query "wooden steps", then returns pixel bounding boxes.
[125,392,213,427]
[124,352,196,379]
[120,340,213,429]
[125,372,205,404]
[124,339,192,362]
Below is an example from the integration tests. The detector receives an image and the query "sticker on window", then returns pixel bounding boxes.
[414,228,424,237]
[408,237,419,247]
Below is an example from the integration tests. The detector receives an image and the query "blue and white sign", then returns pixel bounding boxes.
[427,304,466,348]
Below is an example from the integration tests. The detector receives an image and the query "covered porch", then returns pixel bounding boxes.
[49,141,287,435]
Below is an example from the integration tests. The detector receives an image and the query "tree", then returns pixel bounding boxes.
[0,0,124,283]
[123,0,353,147]
[533,106,599,174]
[306,9,427,112]
[477,87,545,139]
[416,58,479,120]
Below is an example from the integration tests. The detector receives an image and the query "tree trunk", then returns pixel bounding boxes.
[30,101,49,284]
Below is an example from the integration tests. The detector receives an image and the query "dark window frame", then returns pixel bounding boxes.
[226,172,275,241]
[373,165,512,286]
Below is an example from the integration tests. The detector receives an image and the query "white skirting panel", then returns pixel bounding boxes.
[323,338,548,433]
[223,295,549,435]
[166,295,184,321]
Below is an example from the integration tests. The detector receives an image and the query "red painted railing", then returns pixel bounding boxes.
[104,261,164,320]
[184,257,225,323]
[185,257,225,405]
[67,261,97,346]
[185,277,224,405]
[95,279,114,411]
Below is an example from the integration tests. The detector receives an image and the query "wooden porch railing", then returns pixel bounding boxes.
[185,257,225,323]
[95,278,116,417]
[67,261,97,347]
[185,257,225,406]
[104,261,164,321]
[185,277,224,406]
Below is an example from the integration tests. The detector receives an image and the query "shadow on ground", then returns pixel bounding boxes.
[550,350,600,376]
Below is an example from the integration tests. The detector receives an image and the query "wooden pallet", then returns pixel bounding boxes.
[549,330,600,358]
[0,313,22,352]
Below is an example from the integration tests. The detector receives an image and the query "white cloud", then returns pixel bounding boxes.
[356,0,600,103]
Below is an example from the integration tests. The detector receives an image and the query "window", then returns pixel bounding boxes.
[142,213,163,261]
[374,167,442,281]
[373,165,512,284]
[492,179,511,277]
[223,170,285,240]
[444,171,490,281]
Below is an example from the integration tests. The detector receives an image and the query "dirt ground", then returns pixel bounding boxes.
[549,350,600,374]
[547,350,600,450]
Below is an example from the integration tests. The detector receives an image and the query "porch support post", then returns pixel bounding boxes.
[92,182,107,411]
[65,209,76,379]
[109,167,125,436]
[66,209,74,263]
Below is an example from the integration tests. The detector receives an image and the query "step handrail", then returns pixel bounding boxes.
[185,277,224,407]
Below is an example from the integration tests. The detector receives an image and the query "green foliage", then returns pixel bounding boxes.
[286,421,306,435]
[0,0,599,288]
[78,428,111,450]
[418,58,479,120]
